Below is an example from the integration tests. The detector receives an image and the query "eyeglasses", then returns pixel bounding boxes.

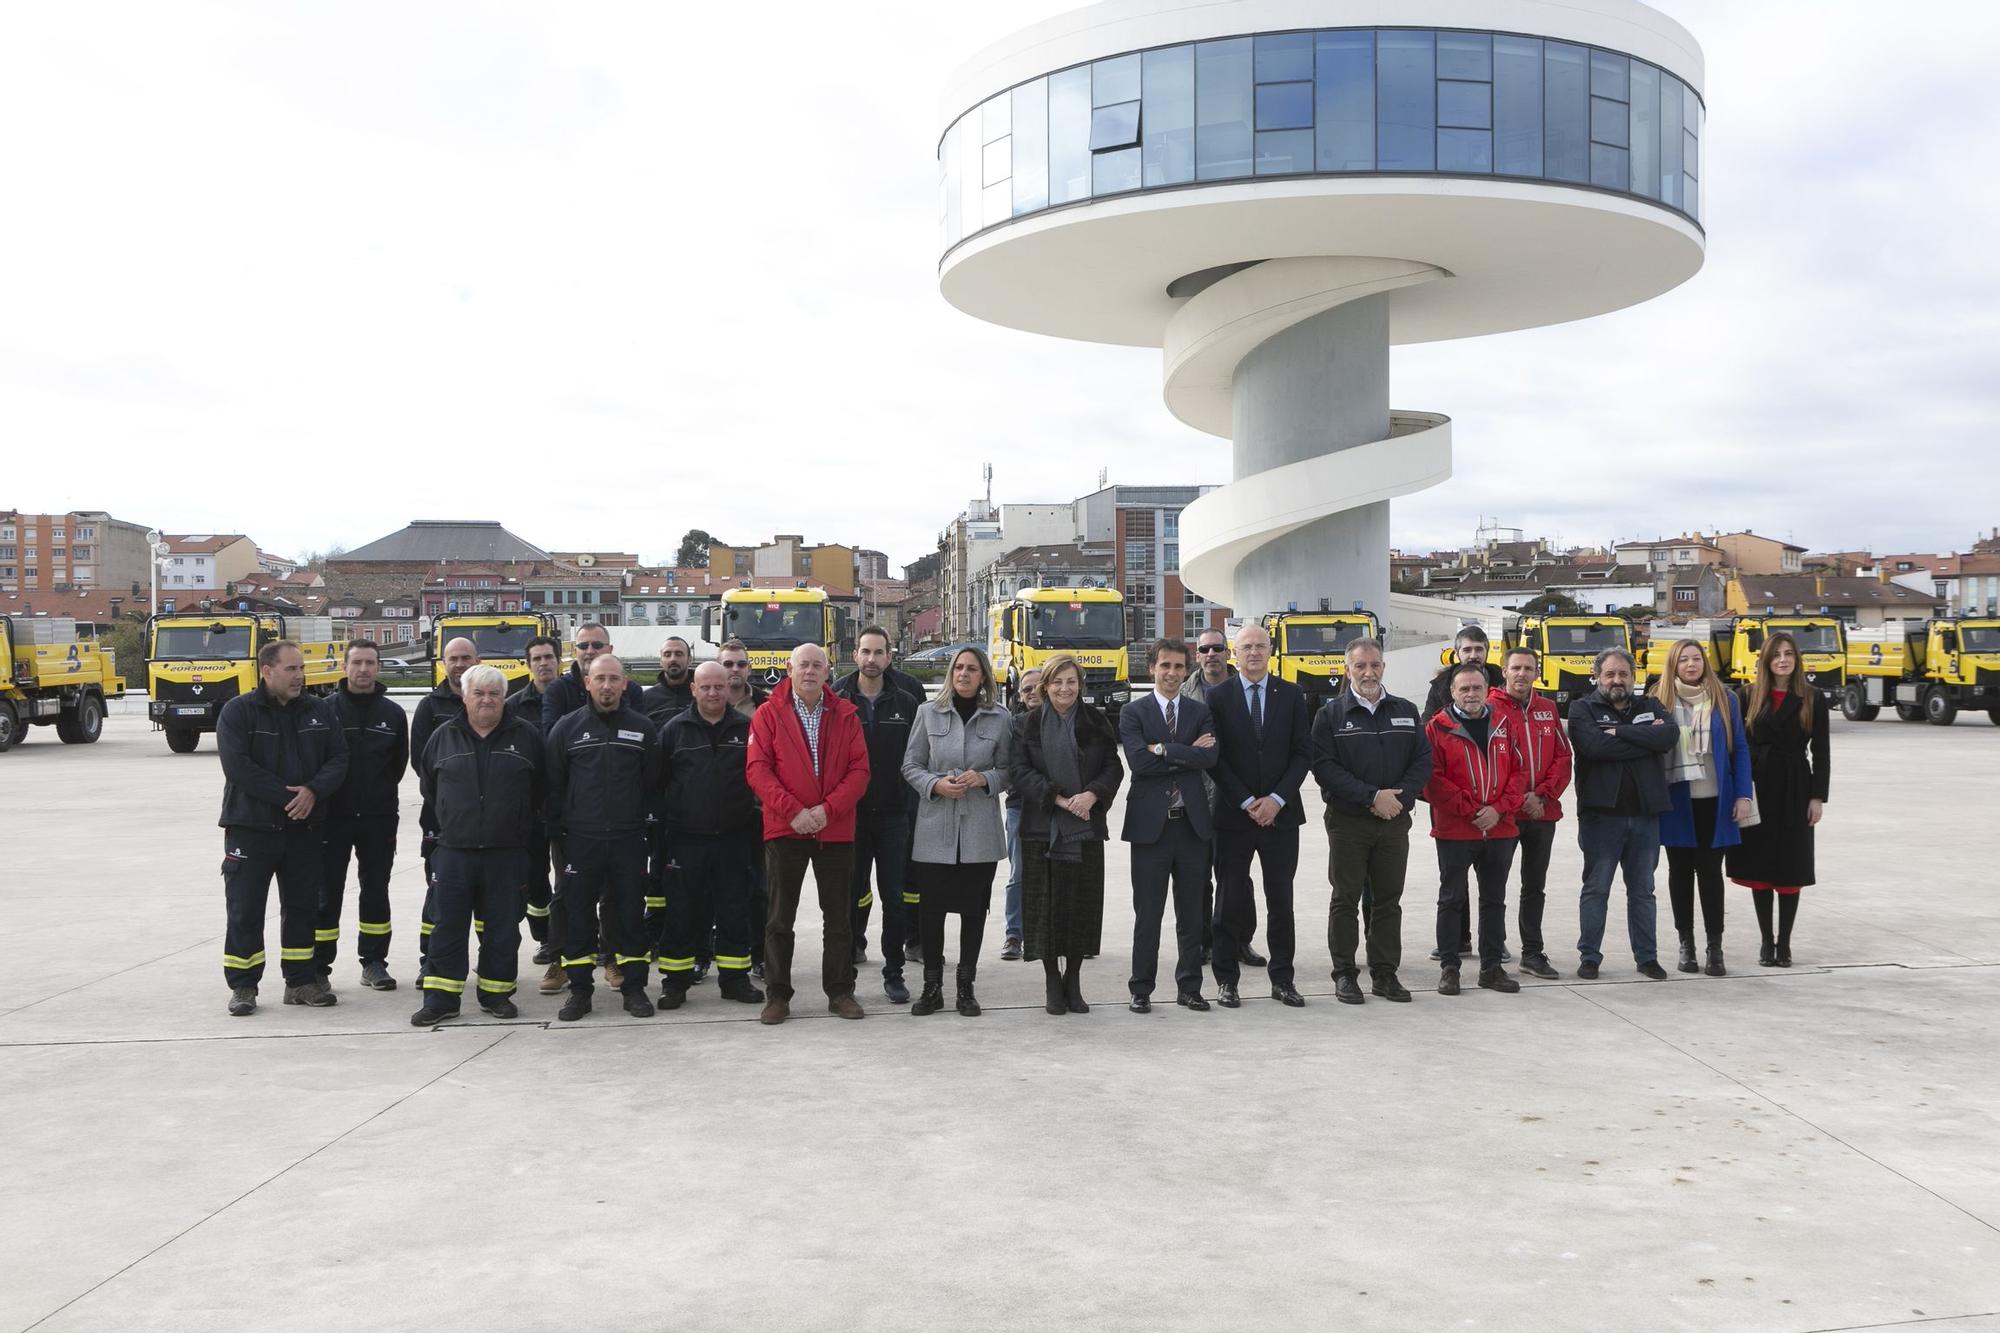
[575,640,608,650]
[1196,644,1227,654]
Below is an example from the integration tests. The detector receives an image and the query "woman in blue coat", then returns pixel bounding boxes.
[1653,639,1754,976]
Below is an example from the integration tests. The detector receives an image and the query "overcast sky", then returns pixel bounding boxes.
[2,2,1995,574]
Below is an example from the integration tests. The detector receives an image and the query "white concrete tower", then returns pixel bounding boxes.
[937,0,1705,621]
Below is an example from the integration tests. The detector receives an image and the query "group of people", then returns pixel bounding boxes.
[209,614,1828,1023]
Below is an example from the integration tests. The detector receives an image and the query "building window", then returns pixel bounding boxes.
[71,545,90,559]
[77,527,94,540]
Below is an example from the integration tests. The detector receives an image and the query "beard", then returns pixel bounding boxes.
[1602,682,1631,702]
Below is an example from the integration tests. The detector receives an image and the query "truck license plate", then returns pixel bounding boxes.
[174,706,205,716]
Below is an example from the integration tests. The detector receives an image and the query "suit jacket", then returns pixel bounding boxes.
[1118,690,1218,844]
[1207,673,1311,830]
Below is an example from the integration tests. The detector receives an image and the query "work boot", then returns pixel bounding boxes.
[532,942,557,966]
[1519,952,1560,980]
[558,991,592,1022]
[359,961,396,991]
[656,985,686,1011]
[538,962,566,995]
[883,973,911,1004]
[479,996,519,1019]
[1478,966,1521,993]
[284,980,337,1007]
[758,997,789,1025]
[623,990,655,1017]
[411,1004,454,1026]
[1677,931,1699,973]
[1438,969,1462,997]
[603,960,625,989]
[955,965,981,1017]
[719,972,765,1004]
[226,987,257,1017]
[1705,938,1727,977]
[1369,972,1412,1003]
[911,970,945,1016]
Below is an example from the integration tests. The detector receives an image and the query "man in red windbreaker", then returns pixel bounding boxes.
[1489,646,1574,982]
[1423,663,1528,997]
[745,642,872,1025]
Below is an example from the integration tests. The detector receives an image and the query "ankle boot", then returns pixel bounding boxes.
[911,968,945,1016]
[1704,937,1726,977]
[1043,960,1066,1015]
[1758,940,1777,967]
[1063,960,1089,1014]
[1676,931,1698,973]
[955,964,981,1017]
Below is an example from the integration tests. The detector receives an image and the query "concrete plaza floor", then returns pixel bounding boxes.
[3,705,1999,1332]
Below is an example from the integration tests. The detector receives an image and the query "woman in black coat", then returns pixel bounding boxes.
[1006,654,1124,1015]
[1726,632,1831,967]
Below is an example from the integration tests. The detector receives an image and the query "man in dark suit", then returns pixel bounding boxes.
[1118,639,1219,1014]
[1208,622,1312,1007]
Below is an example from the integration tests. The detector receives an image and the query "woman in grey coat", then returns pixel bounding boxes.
[902,645,1012,1017]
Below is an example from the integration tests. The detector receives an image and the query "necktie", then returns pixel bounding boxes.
[1250,681,1263,734]
[1163,698,1183,810]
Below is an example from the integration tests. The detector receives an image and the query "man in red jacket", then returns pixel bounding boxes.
[745,642,871,1025]
[1489,647,1574,981]
[1424,664,1528,996]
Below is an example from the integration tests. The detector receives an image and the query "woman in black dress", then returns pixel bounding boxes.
[1006,654,1124,1015]
[1726,632,1831,966]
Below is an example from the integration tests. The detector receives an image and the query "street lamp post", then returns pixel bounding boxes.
[144,530,168,616]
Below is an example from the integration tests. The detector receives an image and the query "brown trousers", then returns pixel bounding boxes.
[763,837,858,1002]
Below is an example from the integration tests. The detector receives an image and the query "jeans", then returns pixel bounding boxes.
[1003,803,1024,939]
[1576,812,1661,966]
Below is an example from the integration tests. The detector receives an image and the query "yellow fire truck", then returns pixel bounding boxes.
[1261,607,1381,714]
[1506,614,1632,708]
[989,586,1131,711]
[702,584,847,683]
[431,612,561,691]
[1843,617,2000,726]
[1644,615,1846,709]
[0,616,126,752]
[146,610,345,752]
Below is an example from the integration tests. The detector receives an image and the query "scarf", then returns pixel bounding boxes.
[1038,703,1094,863]
[1668,680,1713,784]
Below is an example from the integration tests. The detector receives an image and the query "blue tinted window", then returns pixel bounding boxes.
[1090,100,1141,150]
[1315,30,1374,170]
[1093,146,1141,195]
[1684,169,1698,219]
[1094,54,1140,107]
[1590,143,1628,190]
[1685,83,1700,177]
[1590,96,1628,147]
[1377,29,1435,171]
[1196,38,1254,180]
[1254,32,1313,82]
[1255,128,1313,174]
[1439,80,1490,129]
[1141,45,1195,186]
[941,130,961,245]
[1590,49,1629,100]
[1439,128,1493,173]
[1256,81,1313,130]
[1658,72,1683,207]
[1543,41,1589,183]
[1049,66,1092,205]
[1437,31,1492,80]
[1627,62,1658,199]
[1493,35,1541,176]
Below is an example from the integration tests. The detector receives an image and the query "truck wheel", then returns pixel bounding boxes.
[1925,686,1958,726]
[1894,703,1925,723]
[56,693,105,744]
[166,727,200,754]
[1841,684,1878,722]
[0,699,19,752]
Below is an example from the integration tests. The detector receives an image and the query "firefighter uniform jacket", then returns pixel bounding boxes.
[326,682,409,818]
[540,663,647,733]
[409,680,465,776]
[659,707,759,838]
[215,685,349,831]
[417,714,547,850]
[547,701,664,838]
[1486,685,1574,822]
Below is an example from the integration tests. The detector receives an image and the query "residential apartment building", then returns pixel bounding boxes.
[0,509,154,594]
[327,594,422,649]
[968,543,1115,620]
[1727,574,1944,629]
[1710,530,1806,576]
[710,535,859,595]
[161,534,261,593]
[1073,484,1228,641]
[936,502,1075,642]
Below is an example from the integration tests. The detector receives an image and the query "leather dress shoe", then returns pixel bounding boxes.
[1519,953,1560,980]
[1636,960,1668,980]
[1333,974,1365,1005]
[1128,994,1152,1013]
[1438,969,1461,996]
[1369,973,1412,1002]
[1576,960,1600,979]
[1176,991,1210,1011]
[1239,944,1268,967]
[1270,983,1305,1007]
[1477,967,1520,993]
[1216,982,1241,1008]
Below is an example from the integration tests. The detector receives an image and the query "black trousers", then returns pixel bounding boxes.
[764,837,857,1003]
[523,821,553,943]
[660,832,757,988]
[1214,822,1299,988]
[1514,818,1557,957]
[423,846,529,1011]
[914,859,995,976]
[1325,808,1411,978]
[851,809,915,978]
[1436,837,1519,970]
[561,832,650,995]
[1667,797,1727,939]
[1129,815,1208,998]
[317,812,397,974]
[222,825,325,990]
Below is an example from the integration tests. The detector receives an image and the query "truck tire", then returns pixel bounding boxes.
[1989,708,2000,727]
[0,699,19,752]
[1894,703,1925,723]
[1841,683,1879,722]
[166,727,200,753]
[1925,686,1958,727]
[56,693,105,744]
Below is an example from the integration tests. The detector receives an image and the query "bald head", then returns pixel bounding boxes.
[692,660,730,720]
[789,642,829,704]
[1234,624,1271,682]
[442,636,478,690]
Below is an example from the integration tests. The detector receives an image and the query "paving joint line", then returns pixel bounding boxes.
[0,936,217,1020]
[1800,1311,2000,1332]
[1568,985,2000,1240]
[18,1028,516,1333]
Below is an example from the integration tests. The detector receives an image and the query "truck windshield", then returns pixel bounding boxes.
[1541,623,1627,655]
[1282,622,1371,654]
[153,625,253,659]
[460,624,538,658]
[1959,626,2000,652]
[1028,603,1125,649]
[1781,625,1844,654]
[725,603,822,648]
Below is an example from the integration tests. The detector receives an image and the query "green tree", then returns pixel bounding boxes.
[675,529,715,568]
[1520,591,1586,615]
